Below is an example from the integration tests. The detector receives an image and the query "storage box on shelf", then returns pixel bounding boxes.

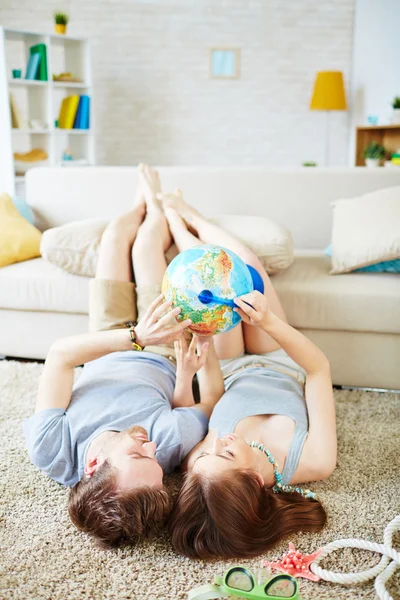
[355,125,400,166]
[0,27,95,197]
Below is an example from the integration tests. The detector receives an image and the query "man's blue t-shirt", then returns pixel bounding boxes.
[23,351,208,487]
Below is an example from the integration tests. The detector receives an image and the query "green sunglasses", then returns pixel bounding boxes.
[188,566,302,600]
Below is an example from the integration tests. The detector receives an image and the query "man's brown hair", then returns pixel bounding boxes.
[169,470,326,559]
[68,460,170,548]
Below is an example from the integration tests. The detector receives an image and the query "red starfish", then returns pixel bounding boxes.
[263,543,323,581]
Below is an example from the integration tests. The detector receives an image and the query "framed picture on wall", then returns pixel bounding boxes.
[209,48,240,79]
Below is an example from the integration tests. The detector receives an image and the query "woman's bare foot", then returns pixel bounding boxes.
[157,189,202,234]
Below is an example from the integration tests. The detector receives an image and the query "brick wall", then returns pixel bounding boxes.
[1,0,356,166]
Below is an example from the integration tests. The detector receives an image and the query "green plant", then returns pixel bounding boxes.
[54,12,69,25]
[363,141,386,160]
[302,161,317,167]
[392,97,400,109]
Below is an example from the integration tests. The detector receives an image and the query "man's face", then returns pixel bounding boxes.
[98,426,164,491]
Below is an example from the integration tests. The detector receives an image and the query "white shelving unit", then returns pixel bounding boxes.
[0,27,95,197]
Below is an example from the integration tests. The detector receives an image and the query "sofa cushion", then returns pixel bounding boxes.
[40,218,108,278]
[330,186,400,274]
[1,255,398,336]
[325,244,400,273]
[0,258,89,314]
[40,215,294,277]
[272,255,400,334]
[0,193,42,267]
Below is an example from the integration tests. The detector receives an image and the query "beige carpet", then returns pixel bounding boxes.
[1,360,399,600]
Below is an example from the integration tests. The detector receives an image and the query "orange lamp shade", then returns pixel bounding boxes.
[310,71,347,111]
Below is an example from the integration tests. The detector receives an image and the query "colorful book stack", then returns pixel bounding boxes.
[58,95,90,129]
[391,152,400,166]
[25,43,48,81]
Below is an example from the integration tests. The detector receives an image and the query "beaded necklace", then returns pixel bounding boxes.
[247,440,316,500]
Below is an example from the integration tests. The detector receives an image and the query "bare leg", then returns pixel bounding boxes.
[95,179,146,282]
[132,166,172,308]
[165,207,245,360]
[89,173,147,333]
[160,190,287,354]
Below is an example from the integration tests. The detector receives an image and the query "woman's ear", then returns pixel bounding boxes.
[255,471,265,487]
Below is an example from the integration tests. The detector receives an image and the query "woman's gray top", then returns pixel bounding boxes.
[209,367,309,485]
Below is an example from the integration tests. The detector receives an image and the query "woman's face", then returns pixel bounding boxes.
[190,433,263,480]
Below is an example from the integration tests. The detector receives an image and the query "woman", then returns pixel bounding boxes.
[158,189,337,559]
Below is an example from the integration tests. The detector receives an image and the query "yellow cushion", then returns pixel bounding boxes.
[0,193,42,267]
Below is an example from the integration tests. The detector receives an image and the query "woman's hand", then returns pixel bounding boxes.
[174,335,210,378]
[134,294,191,347]
[234,291,273,329]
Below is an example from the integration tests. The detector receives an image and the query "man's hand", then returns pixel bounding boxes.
[175,335,210,378]
[134,294,192,347]
[233,291,272,329]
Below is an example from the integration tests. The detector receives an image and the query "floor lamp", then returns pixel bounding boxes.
[310,71,347,166]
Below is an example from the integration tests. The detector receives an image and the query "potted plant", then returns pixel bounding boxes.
[392,96,400,124]
[54,12,69,35]
[363,141,386,168]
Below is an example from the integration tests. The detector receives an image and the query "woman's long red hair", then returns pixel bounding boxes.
[169,469,326,559]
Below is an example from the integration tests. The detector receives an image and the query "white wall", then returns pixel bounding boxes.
[1,0,355,167]
[349,0,400,163]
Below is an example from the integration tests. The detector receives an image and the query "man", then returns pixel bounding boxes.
[23,165,224,548]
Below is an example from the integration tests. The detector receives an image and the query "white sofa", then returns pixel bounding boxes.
[1,166,399,389]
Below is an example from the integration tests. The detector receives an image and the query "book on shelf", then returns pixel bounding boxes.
[73,97,83,129]
[73,95,90,129]
[29,43,48,81]
[58,95,91,130]
[9,94,25,128]
[25,52,41,80]
[58,95,80,129]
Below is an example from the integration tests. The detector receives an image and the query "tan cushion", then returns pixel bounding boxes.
[40,218,108,278]
[165,215,294,272]
[330,186,400,274]
[272,255,400,334]
[212,215,294,274]
[0,257,89,314]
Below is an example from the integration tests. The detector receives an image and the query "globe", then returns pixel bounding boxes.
[162,244,255,335]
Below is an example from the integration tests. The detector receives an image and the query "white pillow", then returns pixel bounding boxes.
[41,215,294,277]
[40,218,108,277]
[330,186,400,274]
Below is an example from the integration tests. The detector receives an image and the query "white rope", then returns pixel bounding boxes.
[310,515,400,600]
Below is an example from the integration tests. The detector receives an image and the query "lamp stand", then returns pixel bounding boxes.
[325,110,330,166]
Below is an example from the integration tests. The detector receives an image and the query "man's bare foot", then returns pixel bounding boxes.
[144,164,161,196]
[134,173,146,213]
[138,163,162,211]
[157,188,201,232]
